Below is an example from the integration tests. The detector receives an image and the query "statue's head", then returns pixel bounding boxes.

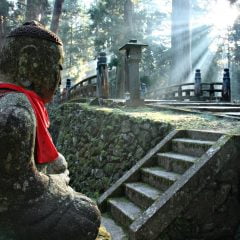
[0,21,64,103]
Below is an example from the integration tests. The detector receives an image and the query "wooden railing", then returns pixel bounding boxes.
[61,80,229,102]
[59,70,230,103]
[145,82,229,101]
[60,74,97,102]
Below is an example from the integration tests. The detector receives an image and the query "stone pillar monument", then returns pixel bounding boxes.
[119,39,148,106]
[97,52,109,98]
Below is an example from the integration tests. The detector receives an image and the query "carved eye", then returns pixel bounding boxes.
[59,64,63,70]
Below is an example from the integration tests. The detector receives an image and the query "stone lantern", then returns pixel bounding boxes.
[119,39,148,106]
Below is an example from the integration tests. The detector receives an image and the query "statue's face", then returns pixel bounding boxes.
[0,37,64,103]
[40,45,64,103]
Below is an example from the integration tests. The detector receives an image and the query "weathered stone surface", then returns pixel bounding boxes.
[0,93,101,240]
[49,103,172,198]
[0,22,101,239]
[137,134,240,240]
[96,129,240,240]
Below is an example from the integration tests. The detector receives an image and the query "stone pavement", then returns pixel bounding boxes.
[146,100,240,120]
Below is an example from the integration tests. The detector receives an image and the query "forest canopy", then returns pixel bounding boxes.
[0,0,239,91]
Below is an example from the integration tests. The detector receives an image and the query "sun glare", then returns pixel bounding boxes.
[208,0,239,30]
[189,0,240,78]
[192,0,239,35]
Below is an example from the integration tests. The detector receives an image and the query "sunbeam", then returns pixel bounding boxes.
[208,0,239,30]
[190,0,239,82]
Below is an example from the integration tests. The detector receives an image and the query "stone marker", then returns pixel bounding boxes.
[119,39,148,106]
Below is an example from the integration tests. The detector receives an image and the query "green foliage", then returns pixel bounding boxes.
[0,0,51,39]
[3,0,239,91]
[0,0,24,35]
[57,0,95,81]
[89,0,172,89]
[89,0,126,55]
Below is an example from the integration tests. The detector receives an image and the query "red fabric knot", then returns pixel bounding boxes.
[0,83,59,164]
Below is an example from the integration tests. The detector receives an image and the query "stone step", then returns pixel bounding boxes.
[125,182,162,209]
[172,138,215,157]
[146,102,238,107]
[223,112,240,116]
[157,152,196,174]
[108,197,142,227]
[141,167,180,191]
[101,214,128,240]
[184,130,222,142]
[186,106,240,112]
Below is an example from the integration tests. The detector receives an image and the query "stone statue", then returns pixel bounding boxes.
[0,21,100,240]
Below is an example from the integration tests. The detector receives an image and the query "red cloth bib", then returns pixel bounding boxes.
[0,83,58,164]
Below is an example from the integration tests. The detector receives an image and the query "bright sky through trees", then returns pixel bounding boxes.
[189,0,239,81]
[7,0,240,85]
[209,0,239,30]
[153,0,239,36]
[191,0,239,35]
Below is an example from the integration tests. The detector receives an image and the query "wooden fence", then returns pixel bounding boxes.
[60,74,97,102]
[60,69,231,102]
[145,82,228,101]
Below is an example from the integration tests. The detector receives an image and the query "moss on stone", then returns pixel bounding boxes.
[49,102,240,198]
[61,103,240,133]
[49,103,173,197]
[96,226,111,240]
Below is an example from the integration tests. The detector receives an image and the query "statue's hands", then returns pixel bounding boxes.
[48,171,72,191]
[59,169,70,185]
[46,153,70,185]
[47,153,68,174]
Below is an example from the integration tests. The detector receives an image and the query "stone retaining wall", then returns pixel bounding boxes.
[49,103,172,198]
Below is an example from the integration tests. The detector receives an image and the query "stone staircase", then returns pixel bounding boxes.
[98,130,232,240]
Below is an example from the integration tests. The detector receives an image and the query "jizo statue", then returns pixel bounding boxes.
[0,21,100,240]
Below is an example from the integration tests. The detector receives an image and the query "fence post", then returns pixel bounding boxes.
[66,78,72,100]
[209,83,214,99]
[178,86,182,100]
[222,68,231,101]
[66,78,72,89]
[194,69,202,98]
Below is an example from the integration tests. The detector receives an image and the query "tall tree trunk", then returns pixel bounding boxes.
[0,16,5,50]
[39,0,50,25]
[50,0,64,33]
[25,0,41,21]
[26,0,49,23]
[115,0,134,98]
[0,0,10,50]
[231,16,240,101]
[0,17,9,51]
[124,0,134,39]
[170,0,192,85]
